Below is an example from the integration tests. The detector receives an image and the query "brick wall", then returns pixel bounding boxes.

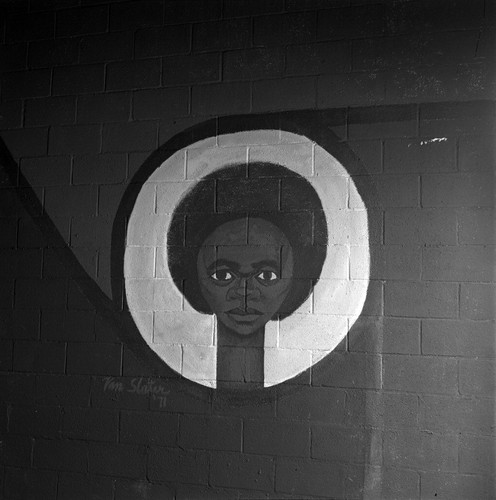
[0,0,494,499]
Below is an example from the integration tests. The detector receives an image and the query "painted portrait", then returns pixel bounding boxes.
[124,130,370,389]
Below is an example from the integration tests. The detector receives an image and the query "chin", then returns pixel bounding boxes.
[219,315,267,337]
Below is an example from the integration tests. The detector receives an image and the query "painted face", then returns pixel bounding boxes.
[197,218,294,336]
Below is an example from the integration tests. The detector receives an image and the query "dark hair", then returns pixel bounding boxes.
[167,162,327,319]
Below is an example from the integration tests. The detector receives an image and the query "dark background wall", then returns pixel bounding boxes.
[0,0,494,499]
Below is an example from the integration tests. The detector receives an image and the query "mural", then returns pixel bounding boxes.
[124,130,370,389]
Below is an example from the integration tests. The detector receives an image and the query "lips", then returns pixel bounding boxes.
[227,307,263,317]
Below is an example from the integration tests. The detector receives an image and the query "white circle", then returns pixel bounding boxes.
[124,130,370,388]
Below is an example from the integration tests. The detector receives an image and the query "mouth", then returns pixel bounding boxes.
[226,307,263,319]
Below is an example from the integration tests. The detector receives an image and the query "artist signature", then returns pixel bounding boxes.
[103,377,170,408]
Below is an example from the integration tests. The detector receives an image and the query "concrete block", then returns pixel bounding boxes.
[193,18,251,52]
[2,127,48,158]
[421,471,492,500]
[460,283,495,320]
[348,316,421,354]
[73,153,127,185]
[384,430,458,471]
[57,473,114,500]
[422,173,494,208]
[27,38,78,69]
[383,354,458,394]
[192,82,251,115]
[49,124,100,155]
[14,278,67,309]
[422,246,494,282]
[385,208,457,245]
[419,101,495,136]
[0,100,22,129]
[312,425,380,464]
[419,395,494,435]
[223,47,285,81]
[253,77,316,112]
[459,358,495,396]
[41,309,95,341]
[88,442,146,478]
[3,468,57,500]
[77,92,131,124]
[106,59,161,91]
[62,407,119,442]
[120,411,178,446]
[102,121,157,152]
[459,435,495,474]
[457,208,495,244]
[135,25,190,58]
[286,41,350,76]
[345,390,418,429]
[56,5,107,36]
[34,438,88,473]
[277,386,345,422]
[44,185,97,216]
[244,419,310,457]
[458,135,495,172]
[35,374,90,407]
[80,31,134,63]
[254,12,316,46]
[317,72,386,108]
[148,447,208,484]
[133,88,189,120]
[210,451,274,491]
[179,415,242,452]
[52,64,104,95]
[352,245,421,281]
[1,42,27,71]
[21,154,71,187]
[25,96,76,126]
[313,352,382,389]
[114,479,174,500]
[347,139,382,174]
[13,340,66,373]
[5,11,54,42]
[385,281,458,318]
[66,342,122,375]
[109,0,163,31]
[350,174,419,207]
[224,0,283,17]
[348,104,417,139]
[317,4,385,40]
[163,53,220,85]
[164,0,221,23]
[276,457,345,498]
[384,137,455,173]
[353,31,479,72]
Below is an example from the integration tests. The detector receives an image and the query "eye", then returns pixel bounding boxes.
[210,270,234,282]
[256,270,278,283]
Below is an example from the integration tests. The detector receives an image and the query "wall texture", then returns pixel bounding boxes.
[0,0,494,499]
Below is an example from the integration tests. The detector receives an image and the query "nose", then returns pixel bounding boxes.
[228,277,260,301]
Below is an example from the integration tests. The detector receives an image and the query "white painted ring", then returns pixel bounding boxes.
[124,130,370,388]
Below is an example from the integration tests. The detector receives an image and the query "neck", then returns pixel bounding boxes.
[216,320,265,390]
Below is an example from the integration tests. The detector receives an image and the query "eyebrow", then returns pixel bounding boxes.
[206,259,280,272]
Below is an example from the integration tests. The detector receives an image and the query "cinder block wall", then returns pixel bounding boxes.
[0,1,494,499]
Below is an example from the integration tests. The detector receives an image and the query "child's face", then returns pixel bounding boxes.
[197,218,293,336]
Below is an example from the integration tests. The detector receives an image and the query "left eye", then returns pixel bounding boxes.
[256,271,278,282]
[210,270,233,282]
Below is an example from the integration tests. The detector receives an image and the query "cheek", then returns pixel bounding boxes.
[200,281,228,306]
[260,280,292,303]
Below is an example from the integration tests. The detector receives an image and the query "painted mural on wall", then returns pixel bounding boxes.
[124,131,370,389]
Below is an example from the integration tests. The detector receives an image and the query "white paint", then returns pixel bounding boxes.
[124,130,370,388]
[418,138,448,145]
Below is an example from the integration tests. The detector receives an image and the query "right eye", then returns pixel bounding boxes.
[210,270,234,282]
